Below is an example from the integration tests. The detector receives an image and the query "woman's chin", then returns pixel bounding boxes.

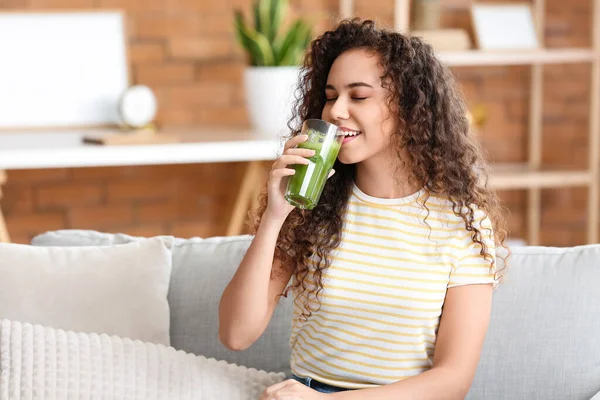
[337,151,362,165]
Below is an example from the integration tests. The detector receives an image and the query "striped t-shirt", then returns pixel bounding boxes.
[289,183,497,389]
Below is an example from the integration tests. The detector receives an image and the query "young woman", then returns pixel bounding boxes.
[219,18,508,400]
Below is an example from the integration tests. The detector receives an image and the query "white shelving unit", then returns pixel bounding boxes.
[339,0,600,245]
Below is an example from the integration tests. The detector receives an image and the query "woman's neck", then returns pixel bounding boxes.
[354,149,421,199]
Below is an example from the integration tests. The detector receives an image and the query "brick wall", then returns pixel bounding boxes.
[0,0,596,246]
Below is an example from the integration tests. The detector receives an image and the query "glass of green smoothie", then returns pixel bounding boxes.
[284,119,343,210]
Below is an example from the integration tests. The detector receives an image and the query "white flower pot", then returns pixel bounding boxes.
[244,66,301,138]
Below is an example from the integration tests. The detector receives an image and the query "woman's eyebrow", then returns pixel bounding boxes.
[325,82,374,90]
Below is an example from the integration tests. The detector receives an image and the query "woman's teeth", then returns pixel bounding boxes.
[343,131,361,136]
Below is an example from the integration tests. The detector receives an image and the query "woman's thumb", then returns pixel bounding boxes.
[328,169,336,179]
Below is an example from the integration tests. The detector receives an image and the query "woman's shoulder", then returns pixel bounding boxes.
[417,193,491,228]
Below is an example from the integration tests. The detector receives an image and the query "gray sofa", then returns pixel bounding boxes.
[31,230,600,400]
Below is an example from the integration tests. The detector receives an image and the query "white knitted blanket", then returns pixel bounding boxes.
[0,319,285,399]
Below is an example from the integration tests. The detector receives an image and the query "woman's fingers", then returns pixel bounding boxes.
[285,147,315,157]
[270,168,296,179]
[272,155,310,170]
[283,134,309,152]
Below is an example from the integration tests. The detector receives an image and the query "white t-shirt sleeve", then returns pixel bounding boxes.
[448,211,498,288]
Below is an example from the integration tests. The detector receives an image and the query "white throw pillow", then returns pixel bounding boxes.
[0,237,173,345]
[0,319,285,400]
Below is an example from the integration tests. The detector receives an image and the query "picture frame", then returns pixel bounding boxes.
[470,2,540,51]
[0,10,131,129]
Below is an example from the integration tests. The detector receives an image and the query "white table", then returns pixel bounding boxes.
[0,127,282,242]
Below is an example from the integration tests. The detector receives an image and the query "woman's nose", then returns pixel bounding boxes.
[329,98,350,121]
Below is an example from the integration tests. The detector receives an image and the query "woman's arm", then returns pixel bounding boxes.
[218,216,294,351]
[330,283,493,400]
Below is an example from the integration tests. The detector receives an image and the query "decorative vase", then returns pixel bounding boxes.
[244,66,302,139]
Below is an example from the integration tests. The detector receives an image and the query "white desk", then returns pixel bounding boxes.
[0,127,282,242]
[0,127,281,169]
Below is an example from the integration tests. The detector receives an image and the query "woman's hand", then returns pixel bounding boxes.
[259,379,329,400]
[264,134,313,222]
[264,134,336,223]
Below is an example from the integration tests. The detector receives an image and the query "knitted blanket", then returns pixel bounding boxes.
[0,319,285,399]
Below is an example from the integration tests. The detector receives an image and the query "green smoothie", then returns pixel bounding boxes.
[284,129,342,210]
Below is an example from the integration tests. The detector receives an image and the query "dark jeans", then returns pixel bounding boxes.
[291,374,351,394]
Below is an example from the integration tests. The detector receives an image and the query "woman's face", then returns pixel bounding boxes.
[321,48,396,165]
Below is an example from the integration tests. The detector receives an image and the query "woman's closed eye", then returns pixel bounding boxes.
[325,97,368,102]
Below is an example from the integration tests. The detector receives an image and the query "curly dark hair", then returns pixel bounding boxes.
[250,18,509,321]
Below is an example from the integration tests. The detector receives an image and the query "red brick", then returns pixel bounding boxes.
[71,166,134,180]
[542,136,586,167]
[482,76,528,100]
[98,0,166,12]
[504,207,525,239]
[0,0,29,7]
[168,38,233,60]
[30,0,91,7]
[1,186,34,214]
[129,42,166,64]
[545,79,590,99]
[6,169,69,183]
[170,220,217,239]
[161,83,234,107]
[199,106,249,126]
[541,204,587,227]
[136,200,179,223]
[133,15,201,39]
[480,135,526,164]
[506,98,529,120]
[68,204,134,229]
[136,63,195,85]
[37,184,104,208]
[457,79,481,104]
[480,120,526,142]
[106,180,177,202]
[126,164,202,180]
[119,223,169,238]
[196,62,244,83]
[453,66,508,80]
[480,101,507,131]
[543,122,587,142]
[542,187,589,209]
[156,109,201,126]
[8,234,34,245]
[540,227,587,247]
[5,211,65,237]
[440,0,470,8]
[497,190,527,207]
[166,0,231,12]
[197,14,236,36]
[544,63,590,77]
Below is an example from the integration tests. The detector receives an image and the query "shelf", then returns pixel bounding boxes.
[437,48,596,67]
[0,127,281,170]
[489,164,592,190]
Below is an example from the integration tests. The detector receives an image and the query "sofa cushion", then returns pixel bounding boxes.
[0,237,173,346]
[1,318,285,400]
[467,244,600,400]
[32,230,294,376]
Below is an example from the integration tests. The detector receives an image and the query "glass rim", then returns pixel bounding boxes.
[303,119,344,136]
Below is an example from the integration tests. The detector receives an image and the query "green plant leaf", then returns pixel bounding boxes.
[269,0,287,43]
[253,1,261,33]
[257,0,272,42]
[234,10,275,66]
[274,20,311,66]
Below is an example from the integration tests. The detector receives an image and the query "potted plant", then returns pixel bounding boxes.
[234,0,312,138]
